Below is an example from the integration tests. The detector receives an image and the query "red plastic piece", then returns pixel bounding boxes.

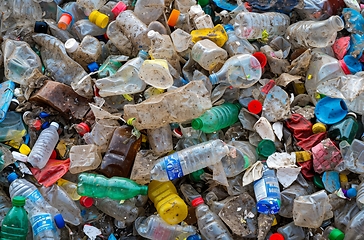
[297,160,314,181]
[252,52,267,69]
[270,233,285,240]
[332,36,350,60]
[261,80,276,94]
[30,159,70,187]
[191,197,204,207]
[339,59,351,74]
[297,132,327,151]
[50,150,57,159]
[312,138,343,174]
[75,122,90,136]
[285,114,313,142]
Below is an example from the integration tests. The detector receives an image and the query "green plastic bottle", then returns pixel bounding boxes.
[0,196,28,240]
[77,173,148,200]
[328,112,358,144]
[191,103,242,133]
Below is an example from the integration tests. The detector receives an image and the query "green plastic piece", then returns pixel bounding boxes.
[256,139,276,158]
[198,0,209,7]
[189,169,205,182]
[313,174,325,189]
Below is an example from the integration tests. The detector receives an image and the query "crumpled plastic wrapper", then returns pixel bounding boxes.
[243,161,263,186]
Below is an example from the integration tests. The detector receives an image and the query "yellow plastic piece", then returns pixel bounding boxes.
[293,82,306,95]
[5,140,21,149]
[312,123,326,134]
[148,180,188,225]
[339,174,348,184]
[260,29,269,43]
[307,74,312,80]
[127,118,136,126]
[191,24,228,47]
[123,94,133,101]
[141,134,148,143]
[271,217,278,226]
[89,10,109,29]
[19,144,31,155]
[295,151,312,163]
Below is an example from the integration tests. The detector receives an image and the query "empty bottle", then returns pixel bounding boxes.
[71,19,107,40]
[344,210,364,240]
[133,0,165,25]
[77,173,148,200]
[232,12,290,39]
[167,9,193,32]
[192,103,242,133]
[65,36,102,69]
[138,59,174,89]
[0,196,28,240]
[286,15,344,48]
[277,222,305,240]
[135,214,197,240]
[189,4,214,29]
[191,39,228,71]
[57,178,81,201]
[328,113,358,144]
[57,2,86,30]
[27,122,59,169]
[223,24,255,57]
[322,226,344,240]
[150,139,230,181]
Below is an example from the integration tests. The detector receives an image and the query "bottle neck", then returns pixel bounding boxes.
[209,73,219,85]
[328,15,344,32]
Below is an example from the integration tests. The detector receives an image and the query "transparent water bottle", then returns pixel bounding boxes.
[222,24,255,57]
[344,210,364,240]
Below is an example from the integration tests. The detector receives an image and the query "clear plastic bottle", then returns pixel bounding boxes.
[71,19,107,40]
[232,12,290,39]
[167,9,193,32]
[223,24,255,57]
[191,39,228,71]
[57,178,81,201]
[344,210,364,240]
[189,4,214,29]
[76,0,107,13]
[65,36,102,69]
[27,122,59,169]
[150,139,230,181]
[57,2,87,30]
[322,226,344,240]
[277,222,305,240]
[106,21,133,56]
[135,214,197,240]
[286,15,344,49]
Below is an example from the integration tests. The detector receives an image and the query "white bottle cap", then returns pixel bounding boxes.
[147,30,157,39]
[50,122,59,129]
[65,38,79,53]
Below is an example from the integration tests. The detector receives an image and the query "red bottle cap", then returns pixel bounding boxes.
[76,122,90,136]
[58,13,73,30]
[80,196,94,208]
[248,100,262,115]
[252,52,267,69]
[111,2,127,18]
[270,233,285,240]
[191,196,204,207]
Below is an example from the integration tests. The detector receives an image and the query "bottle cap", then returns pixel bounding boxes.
[80,196,94,208]
[247,100,262,115]
[269,233,285,240]
[87,62,99,72]
[187,234,203,240]
[111,2,127,18]
[76,122,91,136]
[191,196,204,207]
[12,196,26,207]
[168,9,181,27]
[19,144,31,155]
[198,0,209,7]
[32,119,42,131]
[7,172,18,183]
[328,228,345,240]
[12,151,28,162]
[345,188,357,198]
[65,38,79,53]
[58,13,73,30]
[50,122,59,129]
[191,118,203,130]
[54,214,65,229]
[252,52,267,69]
[347,112,357,119]
[256,139,276,158]
[312,123,326,134]
[34,21,48,33]
[39,111,50,118]
[147,30,158,39]
[89,10,109,29]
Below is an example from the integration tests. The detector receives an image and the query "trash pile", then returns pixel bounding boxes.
[1,0,364,239]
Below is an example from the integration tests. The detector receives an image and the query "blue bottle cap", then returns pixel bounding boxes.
[87,62,99,72]
[54,214,65,228]
[346,188,357,198]
[315,97,348,125]
[7,172,18,183]
[39,111,50,118]
[223,24,234,32]
[41,121,50,129]
[256,199,280,214]
[322,171,341,193]
[187,234,203,240]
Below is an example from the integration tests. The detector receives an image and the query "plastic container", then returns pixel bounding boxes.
[77,173,148,200]
[189,4,214,29]
[328,112,358,144]
[191,39,228,71]
[167,9,192,32]
[138,59,174,89]
[0,196,28,240]
[191,103,242,133]
[150,139,229,181]
[148,181,188,225]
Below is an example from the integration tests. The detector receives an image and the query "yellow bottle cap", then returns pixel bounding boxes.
[312,123,326,134]
[89,10,109,29]
[339,173,348,183]
[167,9,180,27]
[19,144,31,155]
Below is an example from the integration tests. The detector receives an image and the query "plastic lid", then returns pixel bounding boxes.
[328,228,345,240]
[89,10,109,29]
[257,139,276,158]
[198,0,209,7]
[312,123,326,134]
[111,1,127,17]
[347,112,357,119]
[80,196,94,208]
[189,169,205,182]
[187,234,203,240]
[58,13,73,30]
[313,174,325,189]
[87,62,99,72]
[76,122,91,136]
[12,196,26,207]
[42,121,50,129]
[269,233,285,240]
[248,99,262,115]
[252,52,267,69]
[54,214,65,229]
[19,144,31,155]
[345,188,357,198]
[39,112,50,118]
[7,172,18,183]
[50,122,59,129]
[34,21,48,33]
[191,196,205,207]
[65,38,79,53]
[168,9,181,27]
[147,30,158,39]
[223,24,234,32]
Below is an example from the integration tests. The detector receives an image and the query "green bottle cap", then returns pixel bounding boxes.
[256,139,276,158]
[189,169,205,182]
[328,228,344,240]
[313,174,325,189]
[198,0,209,7]
[12,196,26,207]
[191,118,203,130]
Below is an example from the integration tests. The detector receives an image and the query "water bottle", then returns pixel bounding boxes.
[344,210,364,240]
[254,166,281,214]
[222,24,255,57]
[322,226,345,240]
[191,39,228,71]
[191,103,242,133]
[150,139,230,181]
[27,122,59,169]
[0,196,28,239]
[77,173,148,200]
[356,176,364,210]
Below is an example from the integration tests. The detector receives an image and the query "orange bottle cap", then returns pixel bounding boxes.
[89,11,109,29]
[168,9,180,27]
[58,13,73,30]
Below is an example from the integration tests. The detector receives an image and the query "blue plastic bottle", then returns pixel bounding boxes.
[254,166,281,214]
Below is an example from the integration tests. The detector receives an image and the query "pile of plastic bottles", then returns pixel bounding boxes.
[1,0,364,239]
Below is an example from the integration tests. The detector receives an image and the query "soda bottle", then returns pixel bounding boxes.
[0,196,28,240]
[77,173,148,200]
[328,113,359,144]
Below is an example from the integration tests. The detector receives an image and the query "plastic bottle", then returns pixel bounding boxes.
[191,24,228,47]
[71,19,107,39]
[148,181,188,225]
[222,24,255,57]
[77,173,148,200]
[57,2,86,30]
[150,139,229,181]
[322,226,344,240]
[0,196,28,240]
[57,178,81,200]
[65,36,102,69]
[133,0,165,25]
[286,15,344,48]
[191,39,228,71]
[232,12,290,39]
[27,122,59,169]
[209,54,262,88]
[254,166,281,214]
[191,103,242,133]
[189,4,214,29]
[0,188,11,225]
[95,50,149,97]
[147,125,173,155]
[277,222,305,240]
[344,210,364,240]
[328,113,358,144]
[135,215,197,240]
[0,111,27,144]
[167,9,193,32]
[99,125,142,178]
[76,0,107,13]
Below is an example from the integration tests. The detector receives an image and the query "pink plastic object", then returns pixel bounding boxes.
[312,138,342,174]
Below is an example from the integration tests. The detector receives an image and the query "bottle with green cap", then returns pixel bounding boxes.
[191,102,242,133]
[0,196,28,240]
[322,226,344,240]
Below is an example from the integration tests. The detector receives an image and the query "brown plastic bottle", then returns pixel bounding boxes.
[99,125,142,178]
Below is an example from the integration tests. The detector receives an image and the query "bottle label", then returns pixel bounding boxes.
[254,178,280,201]
[164,152,183,181]
[27,189,44,204]
[31,213,55,236]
